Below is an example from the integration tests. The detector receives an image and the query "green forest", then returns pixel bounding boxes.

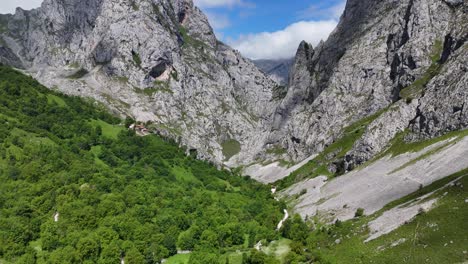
[0,66,298,263]
[1,66,465,264]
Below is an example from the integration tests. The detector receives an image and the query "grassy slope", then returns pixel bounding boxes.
[88,119,125,139]
[46,94,67,107]
[306,171,468,264]
[166,253,191,264]
[0,66,285,263]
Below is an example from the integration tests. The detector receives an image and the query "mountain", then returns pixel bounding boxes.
[0,0,468,262]
[0,0,466,211]
[265,0,468,256]
[0,0,279,166]
[1,62,467,264]
[257,0,468,177]
[252,58,294,86]
[3,0,464,175]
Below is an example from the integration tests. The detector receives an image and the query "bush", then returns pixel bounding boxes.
[355,208,364,218]
[334,219,342,228]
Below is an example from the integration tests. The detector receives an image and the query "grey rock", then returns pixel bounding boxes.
[407,35,468,141]
[270,0,468,170]
[0,0,278,166]
[443,0,464,8]
[253,58,293,86]
[0,0,466,174]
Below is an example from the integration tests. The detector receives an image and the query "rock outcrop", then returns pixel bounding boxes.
[270,0,468,172]
[0,0,278,165]
[0,0,466,174]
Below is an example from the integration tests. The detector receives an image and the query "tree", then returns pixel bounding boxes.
[47,246,79,264]
[77,234,100,262]
[177,226,200,251]
[15,247,36,264]
[98,241,122,264]
[96,227,119,246]
[281,215,308,243]
[125,247,145,264]
[40,221,60,251]
[189,251,220,264]
[199,229,219,249]
[125,117,135,128]
[178,229,196,251]
[243,249,279,264]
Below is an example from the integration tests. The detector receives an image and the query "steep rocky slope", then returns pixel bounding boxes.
[0,0,279,165]
[283,133,468,221]
[265,0,467,175]
[264,0,468,235]
[0,0,466,175]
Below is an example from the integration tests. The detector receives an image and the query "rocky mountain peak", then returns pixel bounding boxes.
[270,0,467,171]
[252,58,294,86]
[0,0,466,174]
[0,0,278,166]
[289,41,314,86]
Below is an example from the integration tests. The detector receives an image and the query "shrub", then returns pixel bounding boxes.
[355,208,364,218]
[334,219,342,227]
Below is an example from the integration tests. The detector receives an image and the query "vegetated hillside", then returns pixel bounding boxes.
[0,64,466,264]
[0,66,284,263]
[299,172,468,264]
[0,0,465,176]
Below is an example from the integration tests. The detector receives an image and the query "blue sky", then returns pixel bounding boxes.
[0,0,345,60]
[195,0,346,59]
[196,0,342,39]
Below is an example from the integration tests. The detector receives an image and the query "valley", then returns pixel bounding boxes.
[0,0,467,263]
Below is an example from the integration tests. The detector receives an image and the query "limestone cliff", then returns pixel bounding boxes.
[0,0,278,165]
[0,0,466,175]
[272,0,467,174]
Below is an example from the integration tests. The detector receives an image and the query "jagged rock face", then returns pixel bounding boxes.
[272,41,314,132]
[274,0,467,169]
[0,0,279,165]
[0,0,466,172]
[408,33,468,140]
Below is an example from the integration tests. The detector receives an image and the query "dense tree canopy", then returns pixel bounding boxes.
[0,66,284,263]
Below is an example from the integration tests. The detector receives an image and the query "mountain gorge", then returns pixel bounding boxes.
[1,0,466,174]
[0,0,279,166]
[0,0,467,262]
[272,0,467,168]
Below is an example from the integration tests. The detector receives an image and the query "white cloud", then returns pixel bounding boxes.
[194,0,254,9]
[0,0,43,14]
[227,20,338,60]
